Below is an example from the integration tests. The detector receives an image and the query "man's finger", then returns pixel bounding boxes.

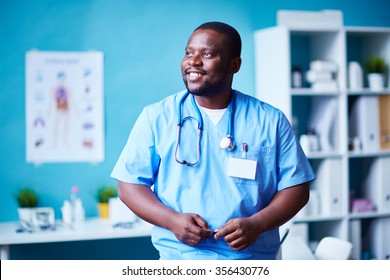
[192,214,208,228]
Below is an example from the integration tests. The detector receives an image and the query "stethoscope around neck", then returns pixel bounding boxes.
[174,91,236,166]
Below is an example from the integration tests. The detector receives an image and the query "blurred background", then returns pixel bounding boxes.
[1,0,389,259]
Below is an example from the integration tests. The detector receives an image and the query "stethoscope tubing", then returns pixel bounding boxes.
[174,122,202,166]
[177,91,203,129]
[175,91,235,166]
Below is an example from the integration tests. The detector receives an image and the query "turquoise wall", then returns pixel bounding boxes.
[1,0,389,259]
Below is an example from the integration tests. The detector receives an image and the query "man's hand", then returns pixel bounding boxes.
[171,213,213,247]
[118,182,213,247]
[213,217,259,251]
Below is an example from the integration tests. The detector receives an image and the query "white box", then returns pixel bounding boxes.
[109,197,138,226]
[364,157,390,212]
[349,96,380,151]
[311,159,343,215]
[349,220,362,260]
[277,10,343,29]
[309,97,338,152]
[369,218,390,259]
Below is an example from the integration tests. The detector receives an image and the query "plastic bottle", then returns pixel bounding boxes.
[292,66,303,88]
[70,186,79,208]
[307,129,320,152]
[61,200,73,225]
[73,199,85,225]
[348,61,363,91]
[299,134,310,155]
[70,186,85,224]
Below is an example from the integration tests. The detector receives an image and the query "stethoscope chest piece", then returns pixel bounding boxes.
[219,135,236,151]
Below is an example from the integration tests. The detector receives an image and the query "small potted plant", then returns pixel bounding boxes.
[365,55,387,91]
[15,187,38,225]
[97,185,117,219]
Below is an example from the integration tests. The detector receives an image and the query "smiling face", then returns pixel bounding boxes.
[181,29,241,100]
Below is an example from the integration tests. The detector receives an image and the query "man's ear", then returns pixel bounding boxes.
[230,57,242,74]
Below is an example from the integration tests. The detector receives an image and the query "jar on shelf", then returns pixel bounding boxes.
[292,66,303,88]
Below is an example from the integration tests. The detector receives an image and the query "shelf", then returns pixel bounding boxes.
[345,26,390,33]
[289,28,341,33]
[348,150,390,158]
[295,215,345,223]
[291,88,340,96]
[349,211,390,220]
[255,22,390,259]
[347,89,390,95]
[0,218,153,260]
[294,211,390,223]
[306,151,343,159]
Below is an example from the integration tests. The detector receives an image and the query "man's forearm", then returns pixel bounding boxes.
[117,181,179,231]
[250,183,310,235]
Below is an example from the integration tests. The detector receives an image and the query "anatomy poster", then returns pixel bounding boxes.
[26,51,104,163]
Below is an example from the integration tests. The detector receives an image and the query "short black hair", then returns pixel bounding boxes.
[194,21,241,59]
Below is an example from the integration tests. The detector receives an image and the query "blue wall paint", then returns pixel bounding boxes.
[1,0,389,259]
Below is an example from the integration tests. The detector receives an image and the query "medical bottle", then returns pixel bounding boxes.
[348,61,363,91]
[70,186,80,223]
[61,200,72,225]
[307,129,320,152]
[73,199,85,225]
[292,66,303,88]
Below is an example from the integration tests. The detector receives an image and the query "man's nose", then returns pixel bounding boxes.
[188,54,203,66]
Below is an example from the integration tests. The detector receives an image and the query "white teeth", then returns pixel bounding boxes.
[189,72,201,77]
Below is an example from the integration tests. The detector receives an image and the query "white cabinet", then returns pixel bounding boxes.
[254,23,390,259]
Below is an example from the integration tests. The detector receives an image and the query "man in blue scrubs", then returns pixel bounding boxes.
[111,22,315,259]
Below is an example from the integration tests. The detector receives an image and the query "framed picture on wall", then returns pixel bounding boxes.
[25,50,105,163]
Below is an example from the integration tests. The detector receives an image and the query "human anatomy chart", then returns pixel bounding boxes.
[26,51,104,163]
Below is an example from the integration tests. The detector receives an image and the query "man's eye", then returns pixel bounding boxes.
[186,51,193,57]
[203,52,212,58]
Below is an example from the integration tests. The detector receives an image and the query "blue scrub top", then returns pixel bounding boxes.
[111,90,316,260]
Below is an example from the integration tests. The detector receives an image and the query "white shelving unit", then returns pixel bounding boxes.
[254,20,390,259]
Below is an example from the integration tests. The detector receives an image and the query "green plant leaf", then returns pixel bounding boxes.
[365,55,387,73]
[97,186,118,203]
[16,188,38,208]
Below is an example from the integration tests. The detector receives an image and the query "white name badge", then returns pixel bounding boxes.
[227,157,257,180]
